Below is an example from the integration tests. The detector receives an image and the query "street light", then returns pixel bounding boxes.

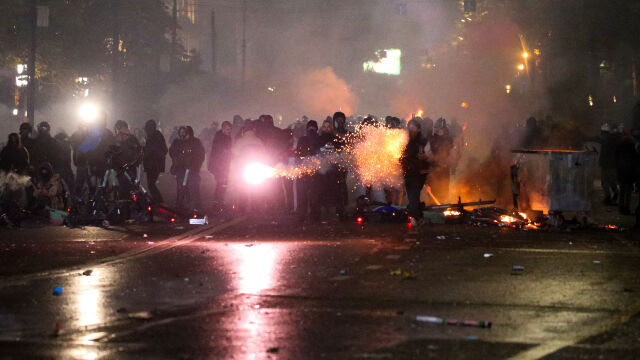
[505,84,511,94]
[522,51,529,59]
[12,109,19,116]
[517,63,525,71]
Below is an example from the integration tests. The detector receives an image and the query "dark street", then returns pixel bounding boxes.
[2,215,640,360]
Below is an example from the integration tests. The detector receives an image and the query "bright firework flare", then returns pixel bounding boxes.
[243,162,276,185]
[350,125,408,188]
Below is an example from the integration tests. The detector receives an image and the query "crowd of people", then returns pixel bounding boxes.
[1,108,639,227]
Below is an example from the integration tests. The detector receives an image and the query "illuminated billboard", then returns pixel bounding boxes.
[363,49,402,76]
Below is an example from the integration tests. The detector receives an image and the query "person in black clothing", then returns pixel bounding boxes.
[54,132,75,196]
[429,118,454,203]
[111,120,142,198]
[594,123,620,204]
[332,111,350,216]
[170,126,205,212]
[295,120,321,221]
[19,123,35,159]
[401,119,428,224]
[208,121,233,207]
[521,117,544,149]
[79,117,115,192]
[143,119,168,204]
[317,119,343,219]
[30,122,61,172]
[615,131,639,215]
[70,125,89,195]
[0,133,29,174]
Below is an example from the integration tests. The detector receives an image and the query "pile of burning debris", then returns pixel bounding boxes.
[429,198,622,231]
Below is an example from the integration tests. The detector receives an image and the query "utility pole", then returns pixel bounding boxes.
[241,0,246,91]
[210,11,217,75]
[27,0,37,125]
[112,0,120,119]
[171,0,178,71]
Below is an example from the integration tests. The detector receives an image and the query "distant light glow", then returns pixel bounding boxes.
[363,49,402,76]
[517,63,525,71]
[505,84,512,94]
[12,108,18,116]
[588,95,594,107]
[460,102,469,108]
[16,64,26,74]
[522,51,529,59]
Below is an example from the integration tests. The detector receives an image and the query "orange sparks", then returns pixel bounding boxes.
[500,215,518,223]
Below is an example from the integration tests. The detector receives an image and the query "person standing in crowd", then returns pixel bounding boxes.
[31,122,61,172]
[112,120,142,197]
[168,126,179,145]
[0,133,29,174]
[521,116,544,149]
[70,125,89,196]
[143,119,168,204]
[54,132,75,196]
[230,121,266,213]
[208,121,233,209]
[401,119,428,226]
[231,115,244,139]
[79,115,115,193]
[594,123,620,205]
[19,123,35,158]
[429,118,454,203]
[199,121,219,155]
[170,126,205,212]
[317,119,342,219]
[332,112,350,218]
[615,127,638,215]
[295,120,321,221]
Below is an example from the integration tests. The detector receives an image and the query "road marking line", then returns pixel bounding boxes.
[495,247,640,256]
[0,217,244,288]
[507,301,640,360]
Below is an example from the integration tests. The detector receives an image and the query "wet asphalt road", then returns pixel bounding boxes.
[1,216,640,359]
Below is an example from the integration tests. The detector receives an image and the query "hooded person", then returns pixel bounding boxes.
[30,121,61,172]
[0,133,30,175]
[229,122,268,213]
[70,125,89,195]
[208,121,233,208]
[401,119,429,225]
[18,123,35,158]
[79,114,115,191]
[294,120,322,221]
[169,126,205,212]
[143,119,168,203]
[33,162,67,211]
[54,132,75,197]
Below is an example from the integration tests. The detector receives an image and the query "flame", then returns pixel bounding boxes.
[518,212,528,220]
[443,209,462,216]
[405,108,425,122]
[500,215,518,223]
[416,109,424,118]
[426,185,441,205]
[604,224,617,230]
[350,125,408,187]
[525,223,538,230]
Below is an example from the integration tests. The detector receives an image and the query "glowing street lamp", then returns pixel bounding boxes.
[517,63,525,71]
[522,51,529,59]
[505,84,511,94]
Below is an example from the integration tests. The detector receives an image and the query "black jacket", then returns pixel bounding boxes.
[143,129,168,173]
[295,131,321,160]
[208,130,232,175]
[0,145,29,174]
[401,133,428,177]
[31,134,61,171]
[170,137,205,173]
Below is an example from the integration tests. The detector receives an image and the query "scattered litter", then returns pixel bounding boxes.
[385,254,401,260]
[436,236,446,240]
[464,335,479,340]
[593,260,601,264]
[365,265,383,270]
[390,268,416,280]
[183,277,189,282]
[339,269,348,275]
[483,253,493,258]
[82,270,93,276]
[147,241,154,244]
[52,287,63,296]
[329,275,351,281]
[204,235,213,239]
[267,347,280,354]
[512,265,525,271]
[404,238,417,242]
[175,226,184,230]
[143,234,148,238]
[127,311,152,320]
[81,226,86,230]
[416,315,491,328]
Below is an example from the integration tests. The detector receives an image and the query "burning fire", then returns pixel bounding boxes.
[405,108,425,122]
[350,124,408,187]
[500,215,518,224]
[604,224,617,230]
[443,209,462,217]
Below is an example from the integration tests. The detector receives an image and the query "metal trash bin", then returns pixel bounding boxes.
[512,150,597,213]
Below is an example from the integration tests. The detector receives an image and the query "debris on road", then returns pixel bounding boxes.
[385,254,401,260]
[82,269,93,276]
[511,265,525,275]
[266,347,280,354]
[483,253,494,258]
[416,315,492,328]
[593,260,601,264]
[143,234,148,238]
[339,269,348,275]
[52,287,63,296]
[390,268,416,280]
[436,236,446,240]
[365,265,383,270]
[128,311,153,320]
